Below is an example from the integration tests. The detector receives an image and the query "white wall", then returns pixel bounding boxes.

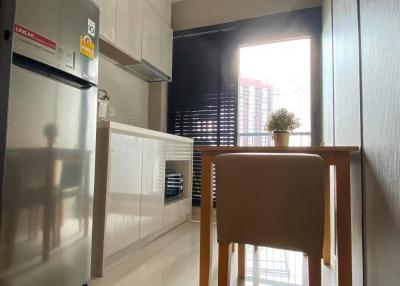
[98,56,149,128]
[172,0,322,31]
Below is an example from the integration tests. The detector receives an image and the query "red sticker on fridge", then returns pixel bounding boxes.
[15,24,56,50]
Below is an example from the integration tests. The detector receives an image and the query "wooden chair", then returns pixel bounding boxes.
[215,153,325,286]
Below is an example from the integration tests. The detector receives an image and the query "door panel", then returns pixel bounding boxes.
[0,64,97,286]
[115,0,143,61]
[142,0,161,69]
[97,0,117,44]
[140,138,165,239]
[159,24,172,77]
[104,133,142,257]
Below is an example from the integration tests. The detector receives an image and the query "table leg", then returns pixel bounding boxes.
[323,165,331,265]
[199,153,213,286]
[238,244,245,279]
[308,256,322,286]
[336,153,352,286]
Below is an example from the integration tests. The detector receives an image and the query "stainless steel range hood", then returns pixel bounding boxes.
[100,38,170,82]
[126,59,170,82]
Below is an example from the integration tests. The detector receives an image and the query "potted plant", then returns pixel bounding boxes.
[266,108,301,147]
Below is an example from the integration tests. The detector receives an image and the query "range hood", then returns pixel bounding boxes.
[125,59,170,82]
[100,39,170,82]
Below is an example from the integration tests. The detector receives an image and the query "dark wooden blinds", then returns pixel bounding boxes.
[168,27,238,206]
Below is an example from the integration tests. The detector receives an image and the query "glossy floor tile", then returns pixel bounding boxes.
[91,222,334,286]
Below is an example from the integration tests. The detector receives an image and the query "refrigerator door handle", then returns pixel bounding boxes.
[13,53,95,90]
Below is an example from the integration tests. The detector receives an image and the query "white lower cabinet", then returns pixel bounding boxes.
[140,138,166,238]
[94,122,193,275]
[180,198,192,218]
[104,133,143,257]
[164,198,191,226]
[164,202,180,227]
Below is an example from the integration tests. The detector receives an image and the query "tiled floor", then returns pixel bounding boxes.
[91,222,320,286]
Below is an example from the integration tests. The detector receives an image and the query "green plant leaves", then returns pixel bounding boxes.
[265,108,301,132]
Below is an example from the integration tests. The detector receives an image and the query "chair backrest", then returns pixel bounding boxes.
[215,153,324,258]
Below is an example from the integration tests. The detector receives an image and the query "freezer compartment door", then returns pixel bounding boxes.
[0,64,97,286]
[13,0,99,84]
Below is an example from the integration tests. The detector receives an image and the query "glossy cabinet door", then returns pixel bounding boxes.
[146,0,171,25]
[142,0,172,77]
[115,0,143,61]
[164,198,191,226]
[104,132,143,257]
[97,0,117,43]
[140,138,166,239]
[0,64,97,286]
[142,0,161,68]
[159,23,173,77]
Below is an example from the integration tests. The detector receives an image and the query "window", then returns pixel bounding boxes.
[168,8,322,206]
[239,39,312,147]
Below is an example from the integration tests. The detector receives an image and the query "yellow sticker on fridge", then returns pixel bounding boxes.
[80,33,95,60]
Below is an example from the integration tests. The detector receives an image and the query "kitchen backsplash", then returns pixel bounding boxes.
[98,55,149,128]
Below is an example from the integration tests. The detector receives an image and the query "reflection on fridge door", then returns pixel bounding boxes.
[0,0,99,285]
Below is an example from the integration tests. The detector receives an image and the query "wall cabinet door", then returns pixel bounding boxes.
[142,0,161,69]
[115,0,143,61]
[159,24,173,77]
[146,0,171,25]
[97,0,117,43]
[142,0,172,78]
[104,132,143,257]
[140,138,166,239]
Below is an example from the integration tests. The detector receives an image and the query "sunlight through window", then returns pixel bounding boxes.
[238,39,311,146]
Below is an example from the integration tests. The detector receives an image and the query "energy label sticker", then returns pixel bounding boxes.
[80,33,95,60]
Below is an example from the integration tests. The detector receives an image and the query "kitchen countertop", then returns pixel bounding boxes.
[97,121,194,144]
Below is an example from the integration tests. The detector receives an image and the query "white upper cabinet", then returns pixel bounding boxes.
[142,0,161,68]
[147,0,171,25]
[97,0,173,79]
[159,23,173,77]
[97,0,117,43]
[142,0,172,77]
[115,0,143,61]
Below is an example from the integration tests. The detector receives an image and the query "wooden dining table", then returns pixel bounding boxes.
[194,146,359,286]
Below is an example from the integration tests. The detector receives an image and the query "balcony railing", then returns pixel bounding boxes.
[238,132,312,147]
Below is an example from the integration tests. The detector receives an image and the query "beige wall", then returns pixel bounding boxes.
[323,0,400,284]
[148,82,167,132]
[172,0,321,31]
[360,0,400,284]
[98,56,149,128]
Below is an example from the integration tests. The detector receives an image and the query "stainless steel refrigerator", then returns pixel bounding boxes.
[0,0,99,285]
